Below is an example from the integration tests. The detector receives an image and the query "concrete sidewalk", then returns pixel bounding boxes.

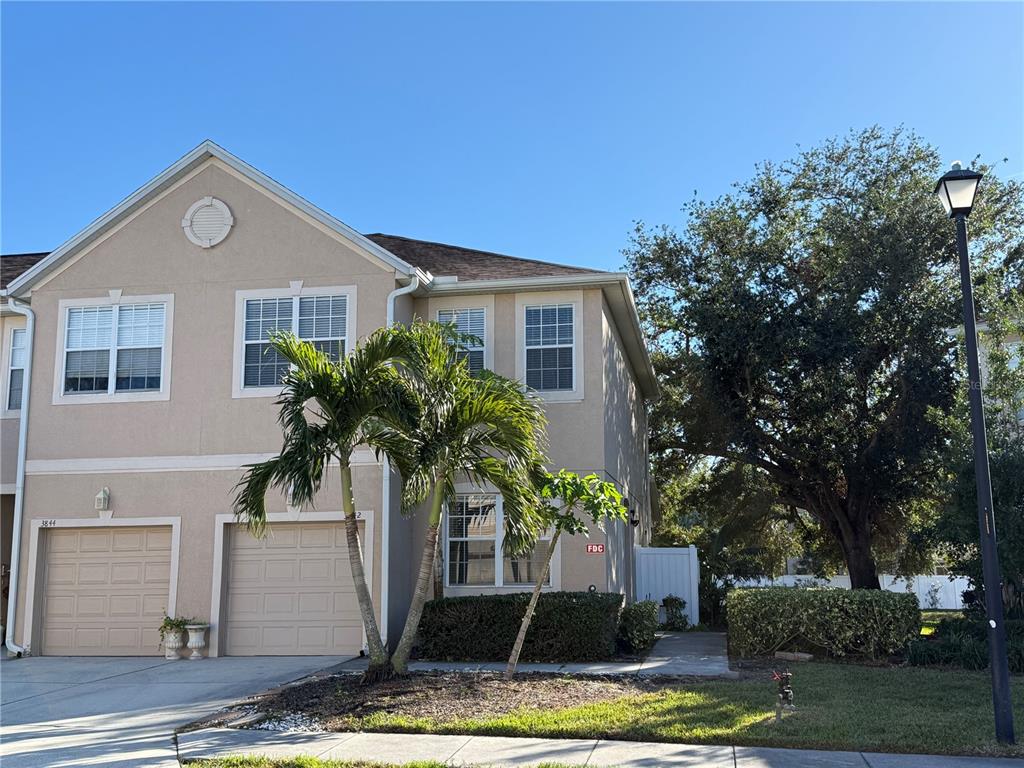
[176,728,1024,767]
[333,632,735,678]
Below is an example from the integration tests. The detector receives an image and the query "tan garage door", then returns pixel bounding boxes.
[224,522,363,655]
[40,526,172,656]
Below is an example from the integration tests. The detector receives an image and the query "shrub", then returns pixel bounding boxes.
[931,616,1024,644]
[619,600,659,654]
[661,594,689,631]
[417,591,623,662]
[726,587,920,659]
[907,617,1024,673]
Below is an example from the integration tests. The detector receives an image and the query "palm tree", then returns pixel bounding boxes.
[505,470,625,678]
[232,328,417,680]
[375,321,549,675]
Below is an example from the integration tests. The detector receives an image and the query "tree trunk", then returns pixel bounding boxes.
[505,530,560,678]
[391,481,444,675]
[432,528,445,601]
[809,493,882,590]
[839,517,881,590]
[339,462,390,679]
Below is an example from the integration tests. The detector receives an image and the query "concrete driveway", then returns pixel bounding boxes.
[0,654,350,768]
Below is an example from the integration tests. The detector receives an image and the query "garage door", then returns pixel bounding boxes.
[40,526,172,656]
[224,522,363,655]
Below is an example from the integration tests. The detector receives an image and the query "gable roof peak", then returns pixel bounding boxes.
[5,142,420,295]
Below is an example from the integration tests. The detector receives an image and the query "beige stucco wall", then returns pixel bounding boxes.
[11,465,381,654]
[409,288,618,593]
[9,158,395,653]
[602,297,651,533]
[7,154,654,654]
[602,297,652,599]
[24,161,396,460]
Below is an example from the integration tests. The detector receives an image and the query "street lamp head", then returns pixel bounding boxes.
[934,161,983,218]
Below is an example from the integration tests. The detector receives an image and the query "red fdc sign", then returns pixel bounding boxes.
[586,543,605,554]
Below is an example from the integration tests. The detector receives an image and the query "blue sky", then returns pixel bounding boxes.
[2,2,1022,271]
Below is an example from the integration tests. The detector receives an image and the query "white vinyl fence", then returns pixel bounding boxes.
[733,574,971,610]
[635,546,700,625]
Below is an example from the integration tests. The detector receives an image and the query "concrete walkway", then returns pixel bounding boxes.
[334,632,735,677]
[177,728,1024,767]
[0,655,351,768]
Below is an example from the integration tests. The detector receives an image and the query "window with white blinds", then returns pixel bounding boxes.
[524,304,574,391]
[243,294,347,388]
[63,303,166,395]
[7,328,26,410]
[437,307,485,375]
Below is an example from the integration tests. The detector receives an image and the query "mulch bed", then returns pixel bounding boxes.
[249,672,680,727]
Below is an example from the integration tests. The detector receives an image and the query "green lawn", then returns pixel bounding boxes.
[920,609,964,636]
[336,664,1023,758]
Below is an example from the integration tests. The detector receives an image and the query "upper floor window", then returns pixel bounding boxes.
[63,302,166,396]
[234,286,353,398]
[525,304,574,391]
[7,328,26,410]
[438,307,485,375]
[243,294,347,388]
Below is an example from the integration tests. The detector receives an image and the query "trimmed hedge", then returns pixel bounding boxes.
[726,587,920,659]
[417,591,624,662]
[619,600,659,654]
[907,617,1024,673]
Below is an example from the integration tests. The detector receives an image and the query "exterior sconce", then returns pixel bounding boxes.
[94,487,110,512]
[625,498,640,527]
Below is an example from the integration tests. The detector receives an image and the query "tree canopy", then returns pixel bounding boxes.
[627,126,1024,588]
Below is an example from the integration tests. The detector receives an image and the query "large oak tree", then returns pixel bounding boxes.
[627,127,1024,588]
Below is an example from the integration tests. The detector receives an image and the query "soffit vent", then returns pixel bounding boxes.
[182,197,234,248]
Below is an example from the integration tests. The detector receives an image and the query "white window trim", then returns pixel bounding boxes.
[1,318,27,418]
[51,294,174,405]
[231,283,357,399]
[515,289,584,402]
[443,485,561,595]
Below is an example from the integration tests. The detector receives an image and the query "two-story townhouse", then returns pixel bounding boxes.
[0,141,657,658]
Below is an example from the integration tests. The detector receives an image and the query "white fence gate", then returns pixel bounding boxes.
[635,546,700,626]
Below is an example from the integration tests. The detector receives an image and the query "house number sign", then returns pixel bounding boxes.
[586,543,605,554]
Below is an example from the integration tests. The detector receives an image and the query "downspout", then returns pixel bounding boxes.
[5,297,34,656]
[382,275,419,646]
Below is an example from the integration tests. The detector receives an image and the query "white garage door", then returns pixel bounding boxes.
[41,526,172,656]
[224,522,363,655]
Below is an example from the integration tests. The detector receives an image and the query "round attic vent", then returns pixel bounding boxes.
[182,197,233,248]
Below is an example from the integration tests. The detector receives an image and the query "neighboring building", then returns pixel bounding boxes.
[0,141,656,657]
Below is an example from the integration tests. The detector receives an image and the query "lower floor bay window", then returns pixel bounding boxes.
[445,493,553,588]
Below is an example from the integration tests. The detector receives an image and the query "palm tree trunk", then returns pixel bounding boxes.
[505,529,560,678]
[339,462,390,678]
[391,481,444,675]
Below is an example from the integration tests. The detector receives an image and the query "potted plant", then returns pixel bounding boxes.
[158,616,190,659]
[185,621,210,660]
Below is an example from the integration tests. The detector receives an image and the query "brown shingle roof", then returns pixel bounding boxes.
[365,234,603,280]
[1,252,49,289]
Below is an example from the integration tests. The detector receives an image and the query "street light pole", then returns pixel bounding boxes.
[939,162,1017,745]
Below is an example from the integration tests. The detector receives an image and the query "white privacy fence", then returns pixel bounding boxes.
[635,546,700,625]
[733,574,972,610]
